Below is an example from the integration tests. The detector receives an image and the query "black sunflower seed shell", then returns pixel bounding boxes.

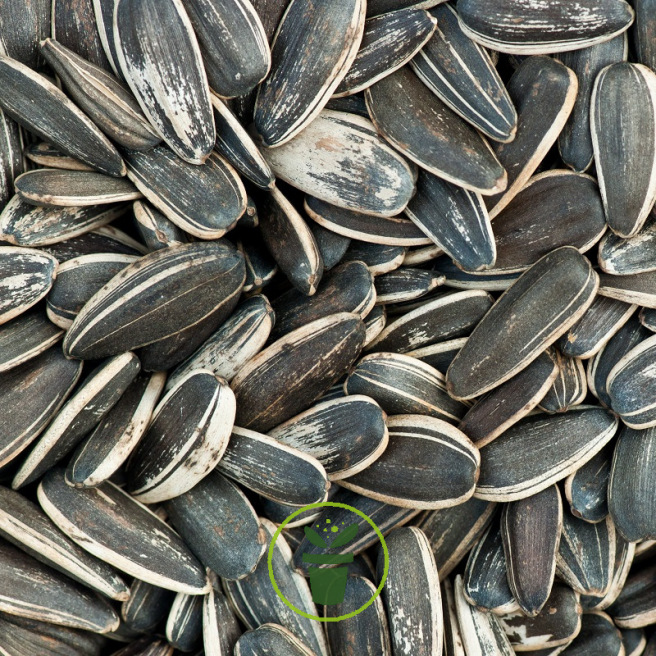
[122,580,174,633]
[609,564,656,629]
[25,141,94,172]
[599,270,656,308]
[447,247,599,400]
[202,580,242,656]
[250,0,292,42]
[343,242,406,275]
[564,611,624,655]
[441,579,464,656]
[475,406,618,502]
[501,485,563,617]
[456,0,634,55]
[565,444,612,524]
[236,624,317,656]
[374,267,444,305]
[366,66,507,195]
[63,241,245,360]
[364,304,387,345]
[335,8,436,97]
[133,201,187,252]
[338,414,480,509]
[268,395,388,480]
[0,0,50,70]
[634,0,656,68]
[114,0,215,164]
[486,57,577,217]
[254,0,365,147]
[0,110,24,209]
[66,372,165,489]
[599,211,656,276]
[238,230,292,292]
[411,3,516,142]
[407,337,467,374]
[433,255,520,291]
[641,307,656,332]
[405,169,496,272]
[0,56,125,176]
[309,221,350,270]
[622,628,647,656]
[39,225,146,261]
[367,0,446,18]
[539,352,587,414]
[165,593,202,653]
[12,351,141,490]
[38,469,210,595]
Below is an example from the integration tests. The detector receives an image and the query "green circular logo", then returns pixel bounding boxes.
[267,501,389,622]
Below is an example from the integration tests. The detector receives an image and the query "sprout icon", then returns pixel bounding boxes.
[302,518,359,605]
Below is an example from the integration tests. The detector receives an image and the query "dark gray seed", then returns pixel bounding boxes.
[326,576,391,656]
[261,110,415,216]
[485,57,578,217]
[0,0,50,69]
[458,351,558,447]
[335,8,437,97]
[367,0,446,17]
[110,638,174,655]
[623,628,647,656]
[587,315,650,407]
[251,0,291,42]
[405,169,496,271]
[609,563,656,628]
[223,519,329,656]
[464,519,518,614]
[558,35,628,173]
[501,485,563,617]
[202,580,242,656]
[593,62,656,237]
[13,352,141,489]
[92,0,122,78]
[270,260,374,338]
[345,352,467,423]
[0,539,119,633]
[232,313,365,431]
[599,270,656,308]
[499,583,582,651]
[165,593,202,653]
[447,247,599,400]
[557,512,615,597]
[456,0,635,54]
[0,307,63,374]
[366,66,506,195]
[0,56,125,176]
[51,0,111,70]
[343,242,406,275]
[0,110,24,209]
[407,337,467,374]
[539,353,587,414]
[164,470,267,580]
[126,371,234,504]
[558,296,636,360]
[374,267,444,304]
[217,426,329,506]
[305,195,431,246]
[261,485,340,529]
[63,241,245,360]
[599,211,656,275]
[641,307,656,332]
[122,580,174,633]
[455,574,515,656]
[309,221,351,270]
[124,146,246,239]
[441,579,465,656]
[236,624,317,656]
[0,196,128,247]
[411,3,516,142]
[47,253,137,329]
[364,304,387,345]
[254,0,365,147]
[25,141,95,172]
[38,469,209,594]
[0,347,81,469]
[561,611,624,656]
[39,226,146,261]
[377,527,442,656]
[255,186,323,295]
[16,170,140,207]
[66,372,165,488]
[633,0,656,69]
[565,444,612,524]
[339,414,480,509]
[609,425,656,541]
[269,395,388,480]
[39,38,161,150]
[476,406,619,502]
[0,484,128,601]
[369,289,493,353]
[182,0,270,98]
[432,255,520,291]
[608,334,656,427]
[133,201,187,251]
[486,171,607,273]
[114,0,215,164]
[415,496,497,578]
[168,295,274,389]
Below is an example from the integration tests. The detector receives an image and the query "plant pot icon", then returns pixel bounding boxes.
[302,520,359,605]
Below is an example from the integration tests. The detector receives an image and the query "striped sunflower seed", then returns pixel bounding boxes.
[374,267,445,305]
[235,624,318,656]
[132,200,186,251]
[407,337,468,374]
[310,222,351,269]
[564,444,612,524]
[367,0,446,18]
[599,212,656,276]
[538,352,587,414]
[623,628,647,656]
[165,593,202,652]
[343,242,407,276]
[633,0,656,69]
[25,142,95,172]
[599,270,656,308]
[122,581,173,633]
[39,225,146,261]
[0,110,24,209]
[202,578,242,656]
[0,0,51,70]
[563,611,624,655]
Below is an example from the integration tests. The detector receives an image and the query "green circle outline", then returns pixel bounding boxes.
[267,501,389,622]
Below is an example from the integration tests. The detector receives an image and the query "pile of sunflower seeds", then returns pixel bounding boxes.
[0,0,656,654]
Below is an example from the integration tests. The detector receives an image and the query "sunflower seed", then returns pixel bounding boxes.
[609,563,656,628]
[13,351,141,489]
[433,255,520,291]
[456,0,635,55]
[122,580,174,633]
[165,593,202,653]
[366,66,506,195]
[0,110,24,208]
[411,3,516,142]
[633,0,656,68]
[66,372,165,489]
[39,225,146,261]
[0,56,125,176]
[364,305,387,345]
[367,0,446,17]
[111,638,174,656]
[564,444,612,524]
[374,267,444,304]
[114,0,215,164]
[132,201,187,251]
[0,0,50,69]
[236,624,317,656]
[586,532,635,611]
[254,0,365,147]
[250,0,291,42]
[442,579,465,656]
[343,242,406,276]
[309,222,350,270]
[202,578,242,656]
[600,213,656,278]
[25,142,95,172]
[91,0,122,78]
[261,485,340,529]
[562,611,624,656]
[447,247,599,400]
[475,406,618,502]
[63,241,245,360]
[407,337,468,374]
[539,353,587,414]
[622,628,647,656]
